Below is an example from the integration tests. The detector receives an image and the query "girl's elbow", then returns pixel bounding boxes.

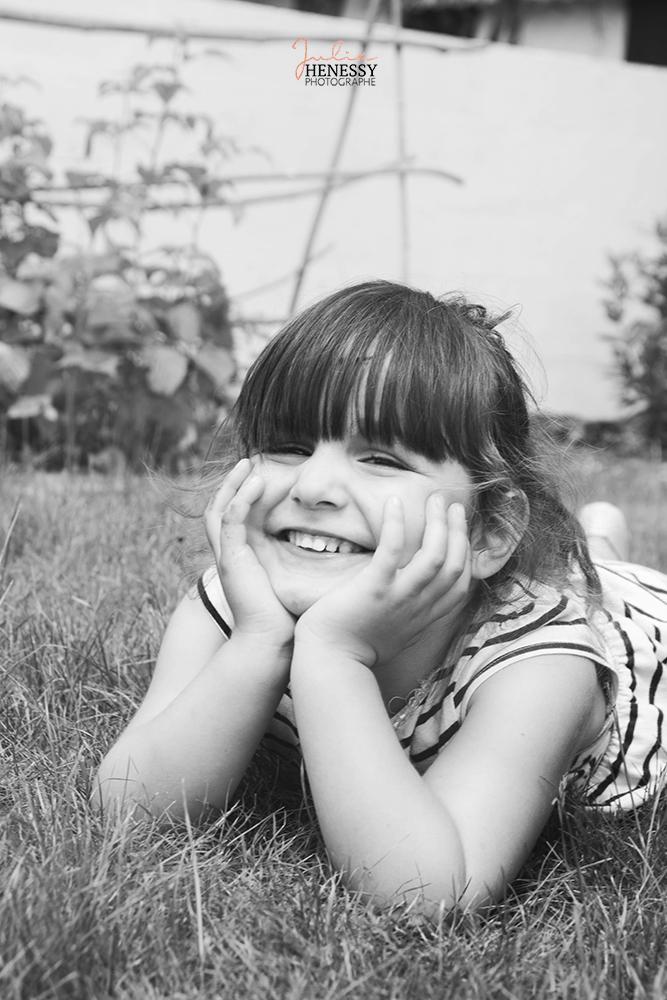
[348,873,499,921]
[92,757,150,819]
[338,853,472,919]
[93,753,214,825]
[93,749,166,820]
[333,838,515,918]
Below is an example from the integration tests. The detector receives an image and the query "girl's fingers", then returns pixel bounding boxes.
[442,502,470,578]
[419,492,449,562]
[205,461,251,549]
[400,492,448,587]
[205,459,264,558]
[404,498,469,592]
[371,496,405,580]
[205,460,249,554]
[206,459,253,522]
[220,483,261,535]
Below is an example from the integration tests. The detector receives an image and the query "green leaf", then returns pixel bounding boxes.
[0,102,27,140]
[0,227,59,271]
[0,276,41,315]
[167,301,201,344]
[152,80,184,104]
[192,344,234,392]
[142,344,188,396]
[7,393,58,421]
[0,342,30,392]
[137,165,176,186]
[80,118,114,158]
[85,280,136,328]
[58,348,119,377]
[65,170,113,189]
[86,207,114,236]
[16,254,57,282]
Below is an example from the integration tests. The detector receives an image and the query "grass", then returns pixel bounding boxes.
[1,452,666,999]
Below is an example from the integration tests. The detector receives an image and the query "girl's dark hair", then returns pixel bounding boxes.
[207,280,599,617]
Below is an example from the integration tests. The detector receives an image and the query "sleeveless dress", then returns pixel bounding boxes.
[197,560,667,811]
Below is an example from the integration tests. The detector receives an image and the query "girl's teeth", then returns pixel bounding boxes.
[287,531,360,554]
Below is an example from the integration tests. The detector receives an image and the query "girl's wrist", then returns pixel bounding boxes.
[228,629,294,669]
[293,621,377,670]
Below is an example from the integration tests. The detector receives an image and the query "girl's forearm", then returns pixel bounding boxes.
[289,645,468,913]
[95,636,290,818]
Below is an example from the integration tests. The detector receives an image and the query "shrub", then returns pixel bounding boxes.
[0,52,240,471]
[604,219,667,454]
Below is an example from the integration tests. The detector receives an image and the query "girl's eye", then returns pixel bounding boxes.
[265,443,312,458]
[361,453,407,470]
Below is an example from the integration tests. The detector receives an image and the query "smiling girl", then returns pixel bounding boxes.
[96,281,667,914]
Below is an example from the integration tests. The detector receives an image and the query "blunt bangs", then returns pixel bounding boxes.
[231,283,484,461]
[229,281,529,481]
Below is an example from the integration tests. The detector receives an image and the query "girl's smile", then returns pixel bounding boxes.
[245,437,472,616]
[276,529,370,555]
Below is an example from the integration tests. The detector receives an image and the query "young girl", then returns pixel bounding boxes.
[96,281,667,914]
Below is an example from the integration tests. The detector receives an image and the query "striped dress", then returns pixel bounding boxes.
[197,560,667,811]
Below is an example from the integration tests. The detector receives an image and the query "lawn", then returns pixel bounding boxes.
[1,452,666,999]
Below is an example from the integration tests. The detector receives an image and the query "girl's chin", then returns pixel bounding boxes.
[273,588,321,618]
[282,598,313,618]
[270,580,336,618]
[265,558,369,618]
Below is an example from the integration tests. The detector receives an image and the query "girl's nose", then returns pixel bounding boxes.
[289,443,348,509]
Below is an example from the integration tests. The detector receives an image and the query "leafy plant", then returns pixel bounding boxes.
[0,48,240,471]
[604,219,667,453]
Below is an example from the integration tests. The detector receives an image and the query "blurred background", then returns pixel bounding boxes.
[1,0,666,471]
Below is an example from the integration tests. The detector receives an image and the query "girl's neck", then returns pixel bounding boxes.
[373,613,467,714]
[376,579,486,713]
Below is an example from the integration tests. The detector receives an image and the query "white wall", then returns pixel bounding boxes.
[1,0,666,418]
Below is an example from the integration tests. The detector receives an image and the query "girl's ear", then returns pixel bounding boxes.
[470,492,528,581]
[471,532,518,580]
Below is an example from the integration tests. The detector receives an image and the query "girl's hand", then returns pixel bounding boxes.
[294,495,472,667]
[205,459,295,649]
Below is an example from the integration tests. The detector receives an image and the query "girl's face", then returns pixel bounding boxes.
[244,435,473,617]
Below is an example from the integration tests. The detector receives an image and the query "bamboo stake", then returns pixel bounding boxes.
[391,0,409,282]
[288,0,383,315]
[0,5,484,54]
[35,163,463,193]
[38,164,463,213]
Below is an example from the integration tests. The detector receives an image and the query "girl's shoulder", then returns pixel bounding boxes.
[393,575,607,772]
[395,568,667,807]
[452,575,609,707]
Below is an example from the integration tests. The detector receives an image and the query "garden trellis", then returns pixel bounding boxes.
[0,1,475,298]
[0,1,476,468]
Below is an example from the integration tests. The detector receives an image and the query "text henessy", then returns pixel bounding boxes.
[292,37,379,85]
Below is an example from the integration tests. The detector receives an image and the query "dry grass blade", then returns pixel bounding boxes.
[0,497,20,575]
[0,498,20,611]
